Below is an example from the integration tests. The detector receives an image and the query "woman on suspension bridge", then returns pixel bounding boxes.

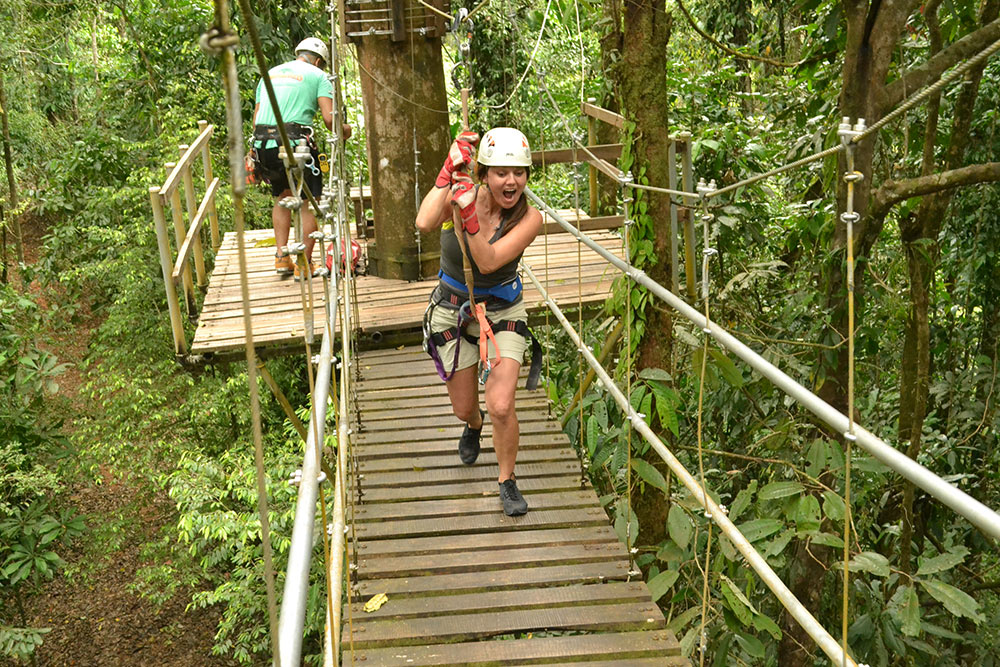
[417,127,542,517]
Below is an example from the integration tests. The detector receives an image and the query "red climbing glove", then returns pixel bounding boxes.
[451,178,479,235]
[435,131,480,187]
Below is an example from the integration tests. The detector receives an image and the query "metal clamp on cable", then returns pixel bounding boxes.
[838,117,867,145]
[279,196,302,211]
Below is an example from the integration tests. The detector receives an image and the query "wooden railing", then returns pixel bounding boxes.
[149,120,221,356]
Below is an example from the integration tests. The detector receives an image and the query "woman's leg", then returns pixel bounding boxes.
[446,365,482,427]
[484,359,521,483]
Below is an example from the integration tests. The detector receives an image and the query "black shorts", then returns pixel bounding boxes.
[256,144,324,199]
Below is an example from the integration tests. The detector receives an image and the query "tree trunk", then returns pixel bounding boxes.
[896,0,996,575]
[0,71,21,265]
[782,3,918,665]
[597,0,623,215]
[355,33,448,279]
[618,0,672,546]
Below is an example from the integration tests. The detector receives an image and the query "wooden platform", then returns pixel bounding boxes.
[190,209,625,358]
[342,346,686,665]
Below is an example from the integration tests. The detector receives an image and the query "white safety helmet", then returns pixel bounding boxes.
[477,127,532,167]
[295,37,330,64]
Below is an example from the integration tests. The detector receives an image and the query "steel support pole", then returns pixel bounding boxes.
[525,187,1000,541]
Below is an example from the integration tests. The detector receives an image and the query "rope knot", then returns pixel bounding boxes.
[199,26,240,56]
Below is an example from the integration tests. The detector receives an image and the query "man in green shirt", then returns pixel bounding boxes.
[252,37,334,280]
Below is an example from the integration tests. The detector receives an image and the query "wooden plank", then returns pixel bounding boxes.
[356,447,577,473]
[356,474,582,502]
[350,582,650,620]
[353,433,570,460]
[352,506,610,541]
[357,460,579,488]
[349,629,681,665]
[355,542,626,579]
[531,143,622,166]
[358,396,551,421]
[582,101,625,129]
[353,524,618,558]
[172,177,220,281]
[347,601,664,648]
[160,124,213,197]
[354,421,561,445]
[355,560,631,597]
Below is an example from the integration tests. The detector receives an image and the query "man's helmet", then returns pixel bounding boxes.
[477,127,532,167]
[295,37,330,64]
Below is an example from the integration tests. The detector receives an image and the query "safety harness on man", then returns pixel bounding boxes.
[422,274,542,390]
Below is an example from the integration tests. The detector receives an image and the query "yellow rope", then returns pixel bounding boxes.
[694,184,717,667]
[621,174,635,573]
[839,124,863,667]
[207,1,281,661]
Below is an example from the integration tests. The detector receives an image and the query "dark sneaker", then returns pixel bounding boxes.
[499,477,528,516]
[458,409,485,464]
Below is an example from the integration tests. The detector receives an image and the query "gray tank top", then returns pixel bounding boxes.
[439,199,522,289]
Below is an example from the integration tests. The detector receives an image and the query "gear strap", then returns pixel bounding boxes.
[426,313,542,391]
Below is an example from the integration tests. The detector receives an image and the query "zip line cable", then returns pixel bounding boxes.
[482,0,553,110]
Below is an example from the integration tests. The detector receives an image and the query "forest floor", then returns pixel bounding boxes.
[9,222,237,667]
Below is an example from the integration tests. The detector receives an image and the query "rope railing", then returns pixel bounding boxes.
[525,186,1000,542]
[519,262,860,667]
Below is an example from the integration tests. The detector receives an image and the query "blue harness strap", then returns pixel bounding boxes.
[438,270,523,303]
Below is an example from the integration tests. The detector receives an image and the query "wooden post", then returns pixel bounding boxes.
[165,162,196,313]
[197,120,220,251]
[679,131,696,301]
[668,138,679,294]
[179,144,207,288]
[586,97,598,215]
[150,186,187,355]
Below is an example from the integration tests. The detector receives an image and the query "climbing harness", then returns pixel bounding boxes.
[422,277,542,389]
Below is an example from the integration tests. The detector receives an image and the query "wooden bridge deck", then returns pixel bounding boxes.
[342,346,686,665]
[190,209,624,358]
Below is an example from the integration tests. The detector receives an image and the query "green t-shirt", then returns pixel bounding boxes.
[254,59,334,148]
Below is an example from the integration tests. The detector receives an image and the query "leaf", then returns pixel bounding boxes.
[758,481,804,500]
[586,415,600,455]
[720,575,756,626]
[736,518,783,542]
[649,381,679,435]
[916,547,968,576]
[734,631,765,658]
[849,551,891,577]
[593,399,608,430]
[647,569,679,602]
[763,529,794,558]
[668,505,692,550]
[794,494,821,533]
[708,348,744,387]
[631,459,668,494]
[898,585,921,636]
[638,368,672,382]
[752,612,782,640]
[821,490,845,522]
[919,579,984,623]
[810,532,845,548]
[804,438,827,477]
[666,605,701,634]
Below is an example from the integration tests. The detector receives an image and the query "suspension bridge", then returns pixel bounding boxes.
[143,0,1000,664]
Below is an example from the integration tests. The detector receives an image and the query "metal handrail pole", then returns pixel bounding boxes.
[525,187,1000,541]
[277,271,339,666]
[521,262,857,667]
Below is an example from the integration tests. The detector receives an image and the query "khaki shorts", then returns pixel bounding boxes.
[429,298,528,373]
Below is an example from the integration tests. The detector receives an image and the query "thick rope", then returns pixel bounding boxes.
[622,171,637,575]
[205,1,281,663]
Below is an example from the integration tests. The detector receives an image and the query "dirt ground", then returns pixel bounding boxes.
[6,222,238,667]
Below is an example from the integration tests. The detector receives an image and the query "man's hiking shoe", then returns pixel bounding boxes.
[499,477,528,516]
[294,260,318,281]
[275,253,294,275]
[458,409,485,464]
